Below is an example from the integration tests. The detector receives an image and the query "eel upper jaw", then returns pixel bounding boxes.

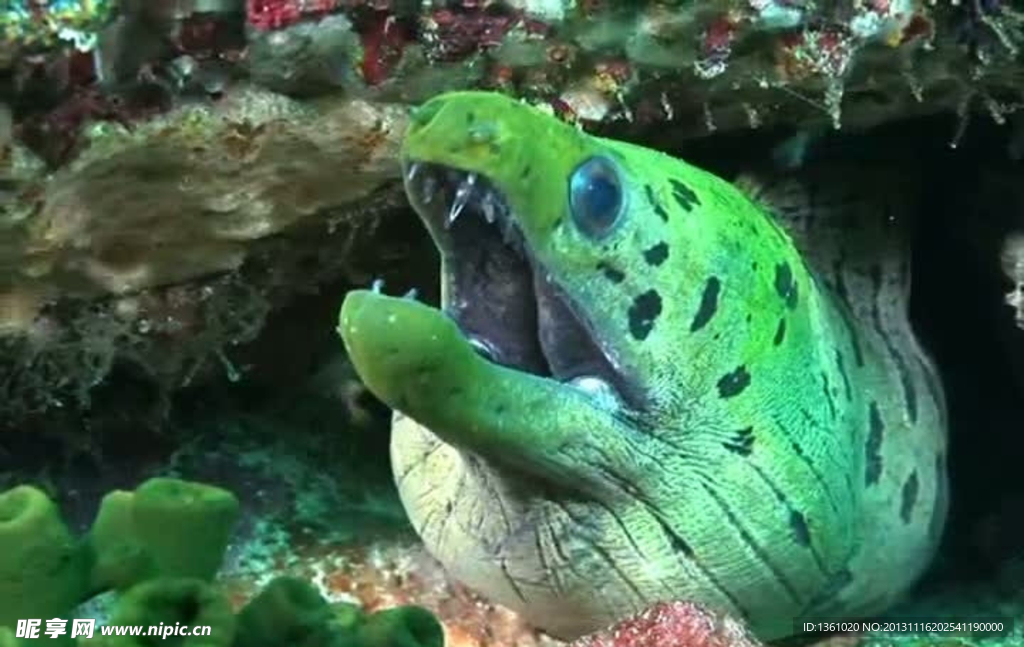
[402,159,642,410]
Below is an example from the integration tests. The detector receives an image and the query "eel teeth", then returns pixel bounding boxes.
[406,162,421,183]
[481,194,497,224]
[501,217,516,244]
[469,337,497,361]
[482,190,509,226]
[422,175,437,204]
[369,279,418,300]
[447,174,476,228]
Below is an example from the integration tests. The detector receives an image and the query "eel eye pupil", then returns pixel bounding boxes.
[569,156,623,239]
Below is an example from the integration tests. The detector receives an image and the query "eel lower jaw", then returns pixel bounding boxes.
[402,159,641,410]
[339,289,637,495]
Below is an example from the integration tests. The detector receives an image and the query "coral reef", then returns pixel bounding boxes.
[5,1,1023,156]
[1,0,117,65]
[3,87,406,300]
[0,86,413,420]
[246,14,362,95]
[565,594,1024,647]
[568,601,763,647]
[2,0,1022,419]
[0,476,446,647]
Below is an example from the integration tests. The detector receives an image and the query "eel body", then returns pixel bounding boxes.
[338,92,949,641]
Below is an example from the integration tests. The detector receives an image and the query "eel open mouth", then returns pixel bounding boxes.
[402,160,636,407]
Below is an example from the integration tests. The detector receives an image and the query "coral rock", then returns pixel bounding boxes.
[247,0,344,32]
[2,85,407,303]
[246,14,362,95]
[569,601,763,647]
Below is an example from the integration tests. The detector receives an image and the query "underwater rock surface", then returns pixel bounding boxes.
[0,87,426,419]
[2,88,407,300]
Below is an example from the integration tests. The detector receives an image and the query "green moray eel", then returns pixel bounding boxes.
[338,91,949,641]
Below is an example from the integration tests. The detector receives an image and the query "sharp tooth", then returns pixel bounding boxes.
[422,175,437,204]
[447,196,467,226]
[447,178,474,227]
[469,337,497,361]
[406,162,421,182]
[403,287,419,300]
[495,199,509,223]
[481,194,496,224]
[371,278,385,293]
[501,218,515,244]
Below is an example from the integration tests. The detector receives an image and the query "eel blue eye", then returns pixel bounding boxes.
[569,156,623,239]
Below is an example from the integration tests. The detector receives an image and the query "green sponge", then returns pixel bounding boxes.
[97,577,236,647]
[0,627,19,647]
[354,606,445,647]
[233,578,446,647]
[88,490,152,593]
[0,485,89,630]
[88,478,239,591]
[233,577,338,647]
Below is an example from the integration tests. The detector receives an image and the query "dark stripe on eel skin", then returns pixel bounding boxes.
[690,277,721,332]
[645,185,670,221]
[865,402,884,486]
[643,501,754,621]
[774,318,786,345]
[644,242,670,266]
[717,366,751,398]
[868,264,918,423]
[702,483,803,603]
[900,471,919,523]
[834,349,853,401]
[747,463,828,574]
[668,179,701,212]
[722,426,754,455]
[628,290,662,341]
[598,262,625,283]
[774,262,799,310]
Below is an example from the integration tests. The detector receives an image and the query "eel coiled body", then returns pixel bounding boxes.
[338,91,949,641]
